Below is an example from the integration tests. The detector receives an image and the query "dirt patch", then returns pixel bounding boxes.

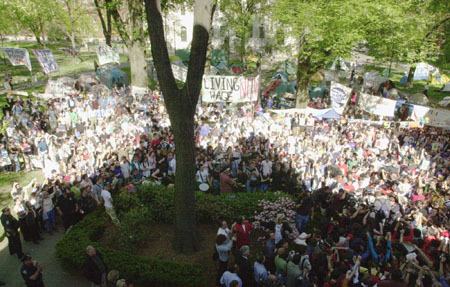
[99,223,270,287]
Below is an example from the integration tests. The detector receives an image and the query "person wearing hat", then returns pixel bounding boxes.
[20,254,44,287]
[1,206,24,259]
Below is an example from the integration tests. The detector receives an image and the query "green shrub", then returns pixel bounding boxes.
[56,209,205,287]
[117,207,153,252]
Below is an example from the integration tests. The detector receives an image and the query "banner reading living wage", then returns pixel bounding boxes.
[1,48,32,71]
[32,49,59,74]
[359,93,397,117]
[96,45,120,65]
[330,82,352,114]
[202,75,260,103]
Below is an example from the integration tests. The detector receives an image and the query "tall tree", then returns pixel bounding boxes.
[6,0,57,46]
[52,0,90,50]
[108,0,148,88]
[273,0,365,108]
[93,0,113,46]
[144,0,213,253]
[219,0,263,62]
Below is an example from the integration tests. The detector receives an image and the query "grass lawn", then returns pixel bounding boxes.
[363,65,447,104]
[0,41,129,87]
[0,170,44,242]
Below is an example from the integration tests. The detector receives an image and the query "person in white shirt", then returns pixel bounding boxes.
[220,265,242,287]
[217,221,231,237]
[101,189,119,226]
[41,190,57,233]
[120,157,132,182]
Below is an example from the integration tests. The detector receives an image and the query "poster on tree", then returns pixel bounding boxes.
[202,75,260,103]
[96,45,120,65]
[32,49,59,74]
[1,48,32,71]
[330,82,352,114]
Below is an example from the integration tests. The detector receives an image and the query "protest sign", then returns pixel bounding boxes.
[330,82,352,114]
[171,64,188,82]
[1,48,32,71]
[202,75,260,103]
[411,105,450,128]
[32,49,59,74]
[45,80,77,95]
[359,93,396,117]
[96,45,120,65]
[59,47,79,57]
[131,85,150,98]
[269,108,331,117]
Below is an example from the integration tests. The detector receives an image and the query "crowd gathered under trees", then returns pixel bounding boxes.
[0,75,449,287]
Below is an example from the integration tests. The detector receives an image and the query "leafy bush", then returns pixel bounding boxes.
[117,207,154,252]
[56,209,205,287]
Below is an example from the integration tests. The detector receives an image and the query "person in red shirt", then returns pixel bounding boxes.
[232,216,255,249]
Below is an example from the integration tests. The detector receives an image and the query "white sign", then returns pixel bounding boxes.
[171,64,188,82]
[131,85,150,98]
[269,108,331,117]
[359,94,397,117]
[411,105,450,128]
[202,75,260,103]
[45,80,77,95]
[96,45,120,65]
[330,82,352,114]
[32,49,59,74]
[1,48,32,71]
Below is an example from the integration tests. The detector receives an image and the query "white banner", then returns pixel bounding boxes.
[45,80,77,95]
[171,64,187,82]
[131,85,150,97]
[330,82,352,114]
[1,48,32,71]
[96,45,120,65]
[359,94,396,117]
[32,93,67,100]
[202,75,260,103]
[411,105,450,128]
[269,108,331,116]
[32,49,59,74]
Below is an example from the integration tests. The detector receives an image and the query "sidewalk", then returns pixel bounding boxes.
[0,227,88,287]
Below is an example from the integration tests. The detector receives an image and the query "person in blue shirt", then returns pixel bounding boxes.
[254,253,278,286]
[220,264,242,287]
[367,231,392,266]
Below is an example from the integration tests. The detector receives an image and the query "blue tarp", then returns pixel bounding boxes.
[316,109,341,119]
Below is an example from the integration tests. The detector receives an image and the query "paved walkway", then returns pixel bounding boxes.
[0,226,88,287]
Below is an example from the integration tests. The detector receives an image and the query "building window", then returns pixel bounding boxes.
[259,25,265,39]
[181,26,187,42]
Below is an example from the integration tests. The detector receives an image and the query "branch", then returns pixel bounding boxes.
[110,2,130,43]
[425,16,450,39]
[93,0,109,38]
[145,0,179,97]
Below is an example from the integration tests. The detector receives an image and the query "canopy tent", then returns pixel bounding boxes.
[272,71,290,82]
[96,65,128,89]
[409,93,429,105]
[442,83,450,93]
[88,84,111,96]
[438,96,450,107]
[309,86,329,99]
[175,49,190,62]
[267,79,282,92]
[231,65,243,75]
[430,73,450,86]
[413,62,438,80]
[327,57,348,71]
[217,61,228,70]
[381,68,393,78]
[316,109,341,119]
[211,49,228,67]
[275,82,296,96]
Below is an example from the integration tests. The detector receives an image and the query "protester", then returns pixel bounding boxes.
[83,246,108,287]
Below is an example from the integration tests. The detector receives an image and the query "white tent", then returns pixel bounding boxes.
[413,62,438,80]
[438,96,450,107]
[442,83,450,93]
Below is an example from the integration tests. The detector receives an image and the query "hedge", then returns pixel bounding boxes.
[57,184,292,286]
[115,183,291,224]
[55,209,205,287]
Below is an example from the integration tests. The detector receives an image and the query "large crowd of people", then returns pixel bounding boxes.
[1,73,449,287]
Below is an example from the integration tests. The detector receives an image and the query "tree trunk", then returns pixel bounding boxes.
[145,0,212,253]
[94,0,112,46]
[406,66,415,88]
[129,42,148,87]
[70,33,76,50]
[170,106,200,253]
[295,77,309,108]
